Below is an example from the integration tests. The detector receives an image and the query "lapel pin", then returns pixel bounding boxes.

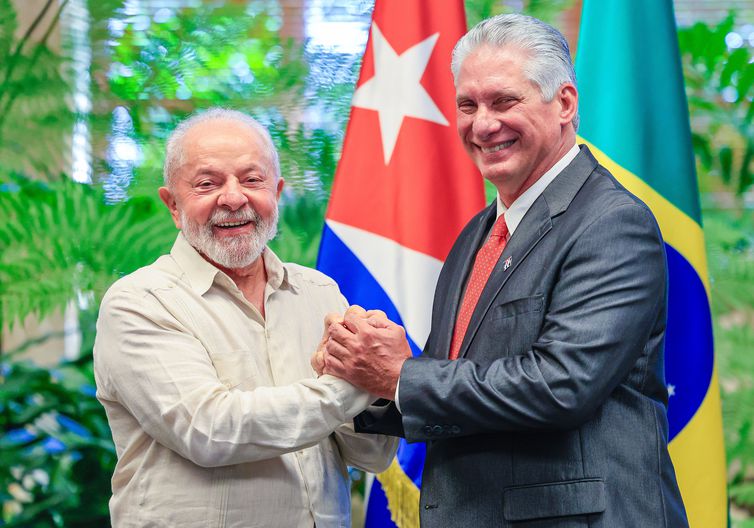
[503,256,512,271]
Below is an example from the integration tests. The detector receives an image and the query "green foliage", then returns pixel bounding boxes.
[108,4,305,103]
[0,0,74,178]
[0,172,176,330]
[464,0,574,27]
[0,356,115,527]
[704,209,754,522]
[679,13,754,196]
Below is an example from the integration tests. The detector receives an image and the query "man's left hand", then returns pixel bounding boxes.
[324,311,412,400]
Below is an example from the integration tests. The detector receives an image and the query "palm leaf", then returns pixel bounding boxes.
[0,174,175,330]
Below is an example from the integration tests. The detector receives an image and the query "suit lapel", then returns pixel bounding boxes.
[433,204,497,359]
[457,145,599,359]
[458,198,552,359]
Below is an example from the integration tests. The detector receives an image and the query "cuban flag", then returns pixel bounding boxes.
[316,1,484,526]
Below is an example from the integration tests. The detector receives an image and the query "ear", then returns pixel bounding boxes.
[158,187,182,229]
[557,83,578,127]
[275,177,285,200]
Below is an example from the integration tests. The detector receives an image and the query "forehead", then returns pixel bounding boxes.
[182,119,266,156]
[456,44,532,93]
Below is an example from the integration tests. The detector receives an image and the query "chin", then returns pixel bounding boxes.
[481,169,511,187]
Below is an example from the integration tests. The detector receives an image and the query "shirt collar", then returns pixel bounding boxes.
[170,233,296,295]
[262,244,293,292]
[496,143,580,235]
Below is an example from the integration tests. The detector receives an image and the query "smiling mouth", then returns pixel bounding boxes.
[215,220,252,230]
[480,139,516,153]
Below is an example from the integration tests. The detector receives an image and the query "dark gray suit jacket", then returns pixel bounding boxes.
[355,146,688,527]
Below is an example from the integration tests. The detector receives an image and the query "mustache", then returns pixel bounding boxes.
[208,207,262,225]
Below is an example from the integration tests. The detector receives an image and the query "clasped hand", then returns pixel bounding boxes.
[311,306,412,400]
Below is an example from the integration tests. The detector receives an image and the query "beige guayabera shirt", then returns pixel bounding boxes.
[94,234,398,528]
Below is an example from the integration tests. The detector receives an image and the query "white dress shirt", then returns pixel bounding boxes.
[395,143,580,409]
[94,234,398,527]
[495,143,580,231]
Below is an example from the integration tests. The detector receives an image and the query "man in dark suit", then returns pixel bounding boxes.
[317,13,689,527]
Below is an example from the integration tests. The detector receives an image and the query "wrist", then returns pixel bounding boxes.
[386,357,408,399]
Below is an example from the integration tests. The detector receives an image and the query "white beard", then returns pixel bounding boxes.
[180,205,278,269]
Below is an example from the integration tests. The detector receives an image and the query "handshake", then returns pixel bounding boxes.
[310,305,413,400]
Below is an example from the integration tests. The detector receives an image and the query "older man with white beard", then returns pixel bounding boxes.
[93,108,397,528]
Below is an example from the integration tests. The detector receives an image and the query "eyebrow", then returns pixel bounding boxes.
[193,168,223,178]
[194,162,264,174]
[238,164,264,174]
[456,88,521,103]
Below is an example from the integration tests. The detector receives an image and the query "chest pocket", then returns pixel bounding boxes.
[210,350,266,390]
[486,294,545,357]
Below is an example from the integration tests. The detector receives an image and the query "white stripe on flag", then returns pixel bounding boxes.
[327,219,442,349]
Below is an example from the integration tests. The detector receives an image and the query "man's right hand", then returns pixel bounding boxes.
[311,306,389,376]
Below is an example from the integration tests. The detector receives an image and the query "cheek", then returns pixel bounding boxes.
[456,120,474,148]
[248,191,278,214]
[182,200,216,225]
[456,112,471,132]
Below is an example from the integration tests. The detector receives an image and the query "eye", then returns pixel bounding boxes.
[242,175,262,185]
[457,100,476,114]
[493,96,518,109]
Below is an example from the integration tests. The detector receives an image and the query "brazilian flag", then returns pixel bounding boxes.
[575,1,727,526]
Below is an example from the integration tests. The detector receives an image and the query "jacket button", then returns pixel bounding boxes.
[451,425,461,434]
[432,425,444,435]
[423,425,433,436]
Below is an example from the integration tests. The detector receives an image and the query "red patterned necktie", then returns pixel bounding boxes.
[448,215,509,360]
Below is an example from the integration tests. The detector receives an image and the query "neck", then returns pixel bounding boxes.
[498,133,576,207]
[207,252,269,317]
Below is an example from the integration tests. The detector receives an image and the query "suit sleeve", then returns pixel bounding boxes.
[397,202,667,441]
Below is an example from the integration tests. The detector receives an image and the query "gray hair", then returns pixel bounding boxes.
[163,108,281,187]
[451,14,579,130]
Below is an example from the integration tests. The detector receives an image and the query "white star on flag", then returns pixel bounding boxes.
[667,384,676,397]
[352,23,449,165]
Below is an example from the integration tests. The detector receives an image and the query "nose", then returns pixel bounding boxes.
[471,106,501,140]
[217,179,248,211]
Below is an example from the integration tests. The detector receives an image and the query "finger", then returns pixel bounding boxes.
[366,315,392,329]
[344,305,367,319]
[323,351,347,378]
[324,312,344,328]
[343,310,374,333]
[328,319,358,344]
[365,309,388,320]
[311,349,325,375]
[324,335,351,360]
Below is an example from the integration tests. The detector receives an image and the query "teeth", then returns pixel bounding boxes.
[217,221,249,227]
[481,140,515,153]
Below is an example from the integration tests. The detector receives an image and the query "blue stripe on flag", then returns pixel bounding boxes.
[365,481,396,528]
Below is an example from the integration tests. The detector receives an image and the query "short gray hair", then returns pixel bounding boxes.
[451,14,579,130]
[163,108,281,187]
